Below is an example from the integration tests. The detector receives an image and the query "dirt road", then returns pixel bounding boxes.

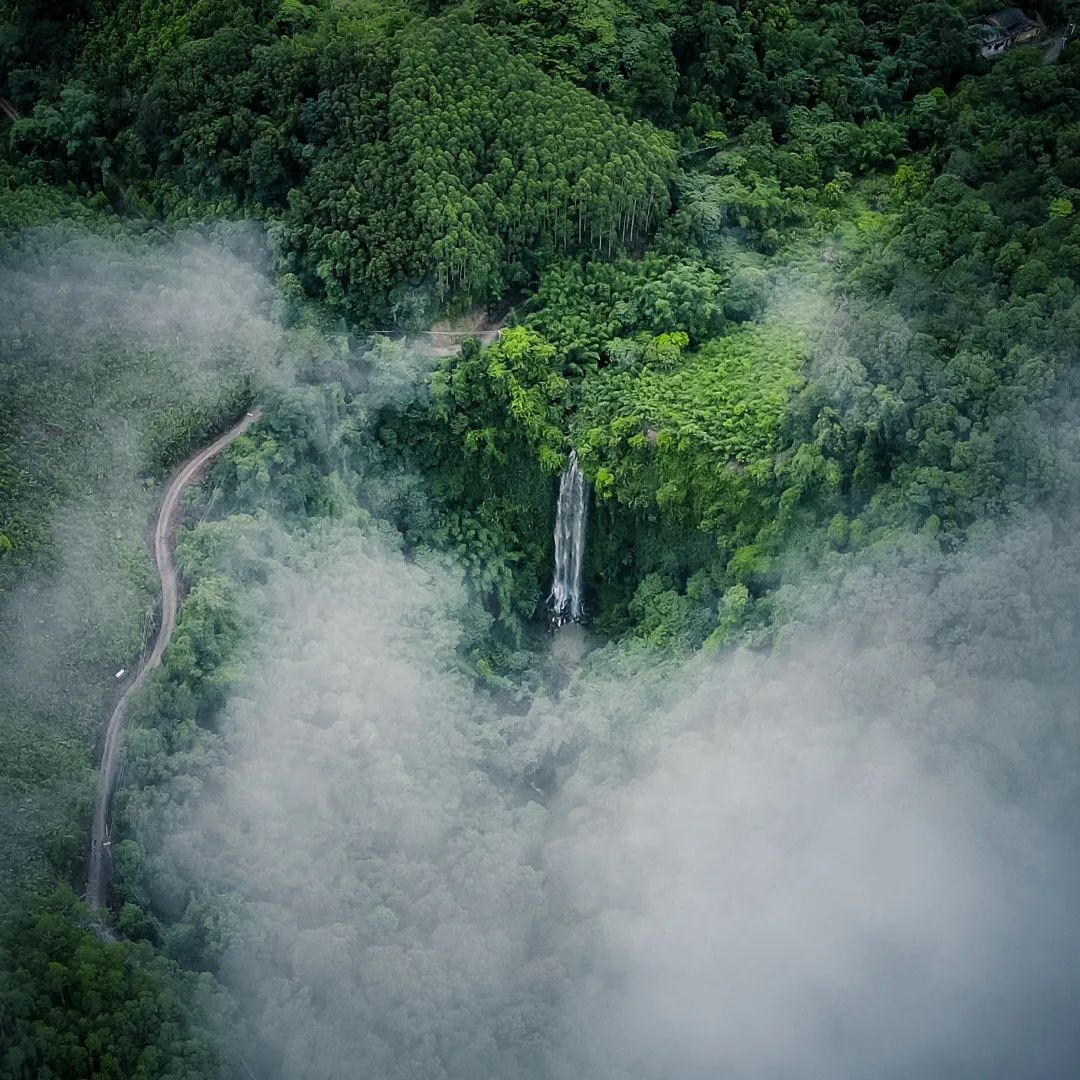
[86,410,260,911]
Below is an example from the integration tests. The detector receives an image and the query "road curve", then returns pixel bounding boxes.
[87,410,260,911]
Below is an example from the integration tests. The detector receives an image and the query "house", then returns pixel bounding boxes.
[974,8,1043,57]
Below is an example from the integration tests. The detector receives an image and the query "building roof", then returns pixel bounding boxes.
[982,8,1037,34]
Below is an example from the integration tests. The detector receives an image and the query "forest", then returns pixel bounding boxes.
[3,0,1080,1076]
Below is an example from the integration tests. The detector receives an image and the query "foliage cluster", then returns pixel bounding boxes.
[576,325,804,514]
[0,887,223,1079]
[282,18,675,317]
[4,3,677,321]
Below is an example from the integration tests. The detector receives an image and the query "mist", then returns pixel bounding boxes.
[550,510,1080,1079]
[7,226,1080,1078]
[137,498,1080,1079]
[0,227,426,899]
[0,227,285,897]
[547,635,1080,1079]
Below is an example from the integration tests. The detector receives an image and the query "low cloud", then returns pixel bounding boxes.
[139,508,1080,1079]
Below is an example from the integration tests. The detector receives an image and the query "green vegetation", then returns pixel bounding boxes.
[0,888,222,1080]
[3,0,1080,1074]
[284,17,675,316]
[576,325,805,508]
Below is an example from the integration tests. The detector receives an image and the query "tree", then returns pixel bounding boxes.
[0,888,224,1079]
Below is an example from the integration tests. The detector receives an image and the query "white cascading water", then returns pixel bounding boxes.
[549,450,588,626]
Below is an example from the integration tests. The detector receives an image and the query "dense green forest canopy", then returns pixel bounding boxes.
[4,0,1080,1076]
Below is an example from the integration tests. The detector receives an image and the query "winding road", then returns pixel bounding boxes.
[87,410,260,911]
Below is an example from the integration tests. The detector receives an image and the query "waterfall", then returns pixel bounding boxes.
[549,450,588,626]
